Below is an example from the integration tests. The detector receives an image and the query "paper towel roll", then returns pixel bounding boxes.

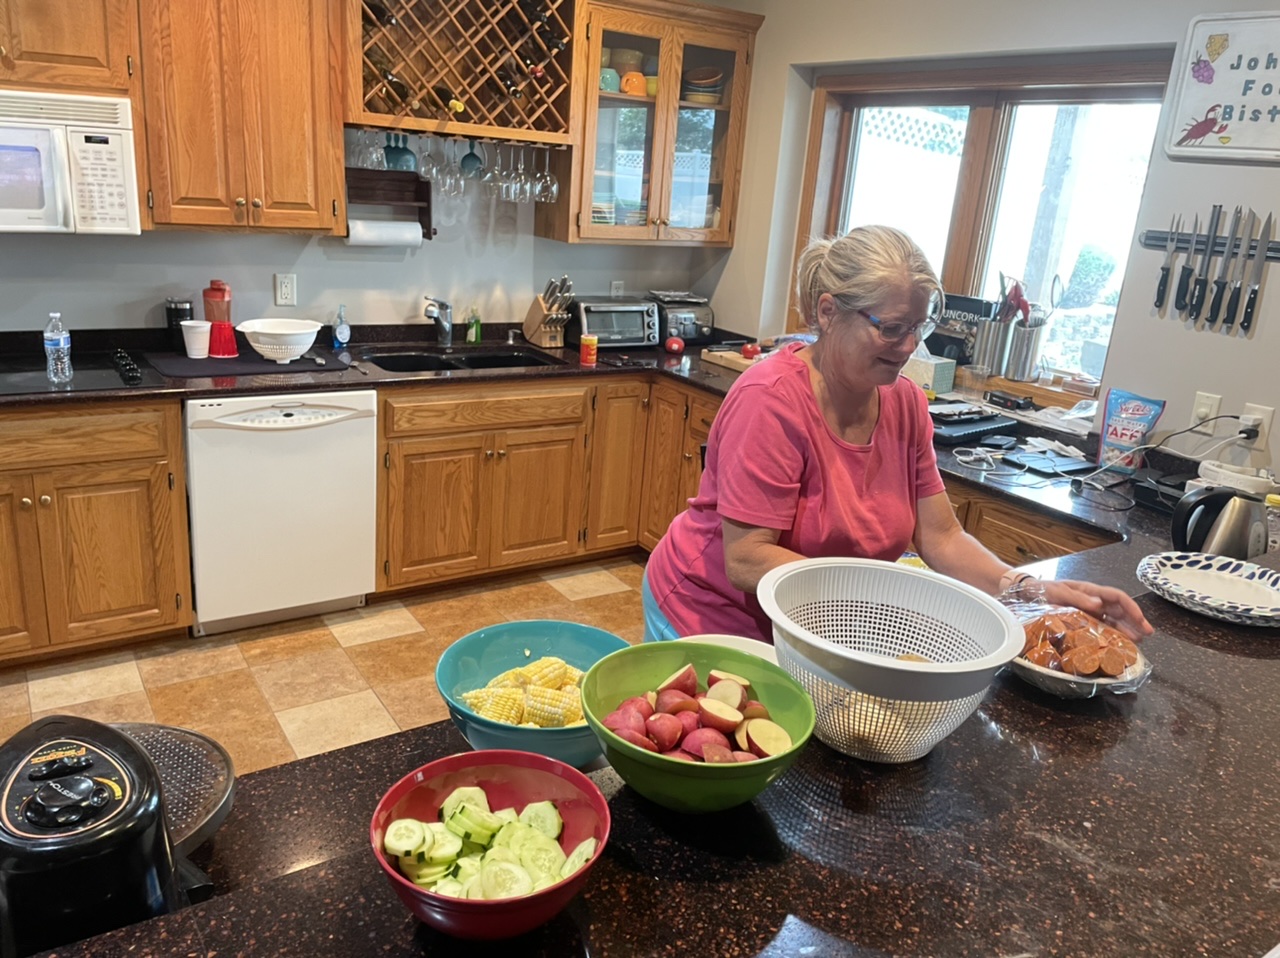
[344,219,424,248]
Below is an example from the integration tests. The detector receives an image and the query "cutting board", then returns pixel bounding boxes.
[700,348,763,373]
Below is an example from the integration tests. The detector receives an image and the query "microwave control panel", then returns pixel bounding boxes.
[67,127,139,233]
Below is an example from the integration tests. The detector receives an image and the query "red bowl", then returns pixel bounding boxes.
[370,750,611,940]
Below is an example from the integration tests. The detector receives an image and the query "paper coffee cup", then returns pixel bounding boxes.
[181,320,211,359]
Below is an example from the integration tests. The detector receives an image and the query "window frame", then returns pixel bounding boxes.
[786,52,1172,333]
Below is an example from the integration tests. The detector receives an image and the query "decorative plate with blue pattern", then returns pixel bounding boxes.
[1136,552,1280,627]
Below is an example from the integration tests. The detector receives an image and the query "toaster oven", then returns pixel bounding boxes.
[566,297,660,348]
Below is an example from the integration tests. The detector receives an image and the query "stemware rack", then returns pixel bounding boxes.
[351,0,576,144]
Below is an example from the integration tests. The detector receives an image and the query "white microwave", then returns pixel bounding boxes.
[0,89,140,234]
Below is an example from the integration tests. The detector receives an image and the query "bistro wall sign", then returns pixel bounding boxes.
[1166,12,1280,163]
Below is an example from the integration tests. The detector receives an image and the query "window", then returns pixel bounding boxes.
[791,53,1170,381]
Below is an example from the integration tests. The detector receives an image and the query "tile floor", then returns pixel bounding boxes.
[0,556,647,775]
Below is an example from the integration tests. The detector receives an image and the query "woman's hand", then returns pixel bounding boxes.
[1037,579,1154,641]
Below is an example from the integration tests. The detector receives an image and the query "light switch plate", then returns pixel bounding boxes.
[1189,391,1222,434]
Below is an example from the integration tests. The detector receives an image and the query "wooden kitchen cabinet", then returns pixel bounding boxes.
[381,384,589,589]
[638,380,720,550]
[585,379,650,551]
[0,401,192,664]
[943,478,1117,566]
[0,0,139,94]
[536,0,761,246]
[139,0,342,230]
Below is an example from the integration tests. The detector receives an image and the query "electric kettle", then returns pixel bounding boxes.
[1170,487,1269,559]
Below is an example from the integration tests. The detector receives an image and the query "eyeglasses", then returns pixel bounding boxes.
[857,310,938,343]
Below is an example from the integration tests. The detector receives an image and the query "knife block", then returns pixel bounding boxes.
[522,297,569,348]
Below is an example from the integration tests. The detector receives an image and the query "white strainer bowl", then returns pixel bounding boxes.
[757,558,1022,763]
[237,318,320,363]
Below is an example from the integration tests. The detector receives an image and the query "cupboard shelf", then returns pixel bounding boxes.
[345,167,436,239]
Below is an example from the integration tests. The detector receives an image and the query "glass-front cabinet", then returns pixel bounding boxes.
[536,0,761,246]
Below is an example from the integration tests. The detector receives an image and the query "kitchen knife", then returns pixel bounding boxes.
[1188,204,1222,320]
[1155,214,1181,309]
[1208,205,1241,325]
[1225,208,1256,328]
[542,277,557,301]
[1240,212,1272,334]
[1175,214,1199,311]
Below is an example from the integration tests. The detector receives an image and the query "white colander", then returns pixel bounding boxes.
[757,558,1022,763]
[237,318,320,364]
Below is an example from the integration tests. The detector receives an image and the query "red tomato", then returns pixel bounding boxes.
[665,336,685,354]
[741,343,762,359]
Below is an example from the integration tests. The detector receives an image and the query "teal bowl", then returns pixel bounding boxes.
[581,641,816,812]
[435,620,630,769]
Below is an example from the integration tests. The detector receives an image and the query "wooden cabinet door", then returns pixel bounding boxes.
[0,0,137,93]
[0,472,48,656]
[637,382,687,551]
[490,424,586,569]
[386,434,490,587]
[140,0,247,226]
[35,459,182,646]
[679,392,719,506]
[235,0,337,229]
[586,381,650,551]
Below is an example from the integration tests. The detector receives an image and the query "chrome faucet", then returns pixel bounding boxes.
[424,296,453,347]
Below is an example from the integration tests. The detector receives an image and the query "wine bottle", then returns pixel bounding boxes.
[433,86,466,116]
[517,41,547,80]
[489,68,523,100]
[362,2,398,28]
[518,0,549,27]
[518,0,567,52]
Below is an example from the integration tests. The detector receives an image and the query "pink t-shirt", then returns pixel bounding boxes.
[646,342,945,641]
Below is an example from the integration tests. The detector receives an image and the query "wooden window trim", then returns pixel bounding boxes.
[785,52,1172,333]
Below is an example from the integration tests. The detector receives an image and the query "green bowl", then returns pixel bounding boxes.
[581,641,815,813]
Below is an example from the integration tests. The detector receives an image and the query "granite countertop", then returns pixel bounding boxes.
[41,548,1280,957]
[0,328,743,408]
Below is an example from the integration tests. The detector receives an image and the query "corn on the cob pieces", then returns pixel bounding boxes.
[460,655,585,728]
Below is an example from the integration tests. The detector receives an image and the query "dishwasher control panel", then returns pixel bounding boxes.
[219,407,353,428]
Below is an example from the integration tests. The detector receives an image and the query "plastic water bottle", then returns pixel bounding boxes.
[43,312,73,384]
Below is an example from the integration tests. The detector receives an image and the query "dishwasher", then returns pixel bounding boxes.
[185,391,378,635]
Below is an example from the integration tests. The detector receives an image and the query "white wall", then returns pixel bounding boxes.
[709,0,1278,465]
[0,129,709,332]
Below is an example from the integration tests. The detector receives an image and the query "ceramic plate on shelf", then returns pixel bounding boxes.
[1136,552,1280,626]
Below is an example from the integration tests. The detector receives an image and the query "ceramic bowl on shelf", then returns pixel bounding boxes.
[682,66,724,87]
[684,92,722,106]
[610,48,644,75]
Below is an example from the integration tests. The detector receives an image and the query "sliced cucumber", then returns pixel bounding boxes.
[432,878,465,898]
[398,855,445,882]
[440,786,490,822]
[464,875,487,899]
[459,838,487,859]
[481,859,535,900]
[409,861,454,886]
[383,818,427,858]
[504,823,540,855]
[445,804,499,845]
[519,801,563,840]
[491,821,526,849]
[519,833,567,881]
[560,837,597,880]
[493,807,519,824]
[483,845,520,866]
[424,822,463,864]
[533,874,560,892]
[449,853,483,884]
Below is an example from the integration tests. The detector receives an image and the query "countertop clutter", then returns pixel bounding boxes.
[37,552,1280,957]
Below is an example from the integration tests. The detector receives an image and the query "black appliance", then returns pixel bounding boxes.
[0,717,234,957]
[0,350,165,397]
[647,291,715,346]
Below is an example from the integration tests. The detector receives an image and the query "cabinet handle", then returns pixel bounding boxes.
[19,497,31,510]
[659,218,670,226]
[39,495,51,507]
[651,217,661,226]
[497,449,507,458]
[251,198,262,209]
[235,197,246,207]
[486,450,494,459]
[683,452,693,461]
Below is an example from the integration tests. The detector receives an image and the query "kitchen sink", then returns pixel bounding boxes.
[359,348,564,373]
[449,350,561,369]
[361,353,459,372]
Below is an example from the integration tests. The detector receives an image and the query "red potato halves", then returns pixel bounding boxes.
[603,708,645,737]
[645,712,683,752]
[675,710,701,738]
[707,669,751,691]
[620,695,655,720]
[744,719,792,758]
[697,699,744,734]
[656,664,699,697]
[655,689,699,714]
[706,679,748,712]
[680,727,730,760]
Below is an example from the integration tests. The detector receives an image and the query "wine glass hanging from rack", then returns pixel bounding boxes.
[359,0,573,138]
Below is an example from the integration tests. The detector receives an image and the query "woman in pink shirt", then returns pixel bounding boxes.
[644,226,1151,644]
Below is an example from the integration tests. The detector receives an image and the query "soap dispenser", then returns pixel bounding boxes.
[465,305,482,344]
[333,304,351,350]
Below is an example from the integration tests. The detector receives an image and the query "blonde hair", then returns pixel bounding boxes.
[795,225,942,329]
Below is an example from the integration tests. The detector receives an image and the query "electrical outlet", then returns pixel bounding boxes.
[1239,402,1274,449]
[1188,391,1221,433]
[610,280,624,298]
[274,273,297,307]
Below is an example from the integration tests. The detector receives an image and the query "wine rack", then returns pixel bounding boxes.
[350,0,576,144]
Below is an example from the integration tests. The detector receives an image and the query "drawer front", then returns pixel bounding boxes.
[0,404,174,470]
[967,504,1075,565]
[384,386,589,437]
[688,395,721,444]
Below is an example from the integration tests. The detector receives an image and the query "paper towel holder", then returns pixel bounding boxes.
[344,168,436,239]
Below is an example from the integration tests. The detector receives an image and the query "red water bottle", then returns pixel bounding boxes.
[204,280,238,358]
